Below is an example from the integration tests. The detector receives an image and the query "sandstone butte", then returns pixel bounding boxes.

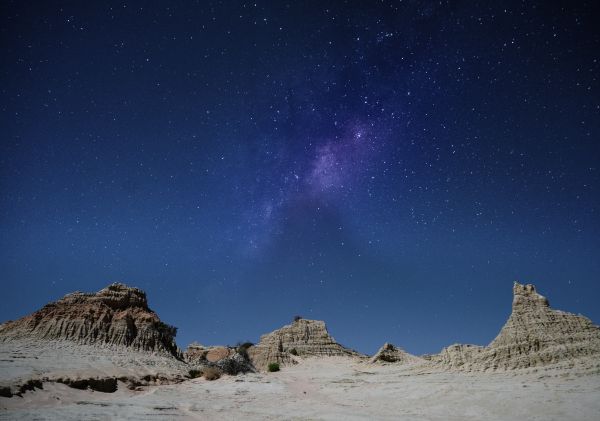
[247,318,363,370]
[0,283,180,358]
[1,280,599,380]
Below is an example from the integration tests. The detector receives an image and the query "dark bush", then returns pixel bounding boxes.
[293,315,303,322]
[188,369,202,379]
[267,362,280,372]
[155,321,177,337]
[235,341,253,361]
[237,342,254,350]
[289,348,298,356]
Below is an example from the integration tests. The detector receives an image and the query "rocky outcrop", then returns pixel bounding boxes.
[186,343,234,363]
[2,279,597,387]
[369,343,421,364]
[0,283,180,357]
[482,282,600,369]
[427,344,485,369]
[431,282,600,371]
[248,318,363,370]
[185,343,254,375]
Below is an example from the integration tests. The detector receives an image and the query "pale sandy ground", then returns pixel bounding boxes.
[0,340,189,394]
[2,356,600,420]
[0,339,189,387]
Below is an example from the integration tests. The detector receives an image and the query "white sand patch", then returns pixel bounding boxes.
[0,338,189,392]
[2,356,599,420]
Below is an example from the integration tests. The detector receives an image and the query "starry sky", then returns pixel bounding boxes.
[1,1,599,355]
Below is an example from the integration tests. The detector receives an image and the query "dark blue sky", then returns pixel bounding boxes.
[1,1,599,355]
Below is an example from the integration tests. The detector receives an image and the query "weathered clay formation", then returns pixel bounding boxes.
[428,282,600,371]
[0,283,180,357]
[1,279,599,394]
[370,343,421,364]
[248,318,363,370]
[426,343,485,369]
[185,343,254,374]
[484,282,600,369]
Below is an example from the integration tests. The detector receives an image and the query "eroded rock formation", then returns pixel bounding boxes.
[430,282,600,371]
[185,343,254,374]
[2,279,598,390]
[0,283,180,357]
[248,318,363,370]
[427,344,485,369]
[185,343,235,363]
[483,282,600,369]
[369,343,421,364]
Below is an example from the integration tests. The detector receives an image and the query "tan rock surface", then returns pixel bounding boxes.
[427,344,485,369]
[430,282,600,371]
[184,342,209,362]
[0,283,180,358]
[369,342,421,364]
[206,346,234,362]
[248,318,364,370]
[184,343,255,375]
[483,282,600,369]
[185,343,236,363]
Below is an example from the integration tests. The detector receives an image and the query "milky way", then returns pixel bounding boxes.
[1,1,599,354]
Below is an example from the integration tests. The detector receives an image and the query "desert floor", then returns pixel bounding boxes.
[2,357,600,420]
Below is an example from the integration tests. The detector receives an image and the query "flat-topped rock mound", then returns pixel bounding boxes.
[0,283,180,357]
[248,318,364,370]
[369,343,422,364]
[429,282,600,371]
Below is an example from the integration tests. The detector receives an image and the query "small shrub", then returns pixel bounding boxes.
[267,362,280,372]
[293,315,303,322]
[203,367,222,381]
[289,348,298,356]
[188,369,202,379]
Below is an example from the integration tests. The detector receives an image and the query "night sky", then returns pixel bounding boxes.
[1,1,599,356]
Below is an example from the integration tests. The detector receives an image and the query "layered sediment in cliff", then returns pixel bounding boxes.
[0,283,180,357]
[248,318,363,370]
[429,282,600,371]
[369,342,421,364]
[483,282,600,369]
